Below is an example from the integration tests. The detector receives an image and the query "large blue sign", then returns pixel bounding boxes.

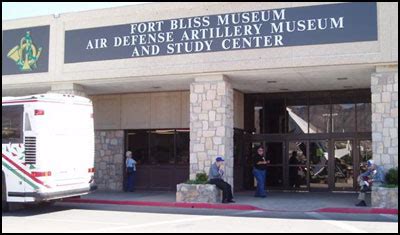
[64,2,377,63]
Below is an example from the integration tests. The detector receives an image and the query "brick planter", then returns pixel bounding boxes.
[372,186,398,209]
[176,183,222,203]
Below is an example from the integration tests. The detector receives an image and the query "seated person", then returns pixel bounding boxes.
[355,160,385,207]
[208,156,235,203]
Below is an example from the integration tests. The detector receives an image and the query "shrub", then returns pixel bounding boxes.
[385,167,398,186]
[185,172,208,184]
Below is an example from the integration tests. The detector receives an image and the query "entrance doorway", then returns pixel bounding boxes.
[243,138,371,191]
[124,129,189,191]
[241,89,372,192]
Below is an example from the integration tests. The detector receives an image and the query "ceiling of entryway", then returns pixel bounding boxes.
[2,64,375,96]
[81,64,374,95]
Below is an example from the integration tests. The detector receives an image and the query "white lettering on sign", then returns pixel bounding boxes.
[270,17,344,34]
[78,5,356,59]
[86,38,108,50]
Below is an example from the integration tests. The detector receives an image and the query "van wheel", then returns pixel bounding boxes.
[2,199,9,212]
[2,172,9,212]
[39,201,56,207]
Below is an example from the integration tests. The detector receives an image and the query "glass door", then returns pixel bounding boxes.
[309,140,330,191]
[265,142,284,189]
[287,141,308,190]
[243,141,263,190]
[243,140,284,190]
[356,140,372,189]
[333,139,355,190]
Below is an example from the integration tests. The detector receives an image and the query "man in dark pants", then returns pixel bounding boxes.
[253,146,269,197]
[208,156,235,203]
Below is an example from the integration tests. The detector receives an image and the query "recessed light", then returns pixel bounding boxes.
[337,77,348,81]
[267,81,277,83]
[151,86,161,89]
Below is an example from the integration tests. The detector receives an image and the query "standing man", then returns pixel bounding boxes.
[124,151,137,192]
[253,146,269,197]
[208,156,235,203]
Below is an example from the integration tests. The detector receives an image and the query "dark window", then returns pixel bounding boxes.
[126,130,149,164]
[253,99,264,134]
[309,105,331,133]
[263,98,286,134]
[246,90,371,135]
[356,103,372,132]
[176,130,189,165]
[149,130,175,164]
[266,167,284,187]
[2,105,23,143]
[126,129,190,166]
[234,129,244,166]
[332,104,356,133]
[265,142,283,165]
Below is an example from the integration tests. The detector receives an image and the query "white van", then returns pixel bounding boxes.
[2,93,96,210]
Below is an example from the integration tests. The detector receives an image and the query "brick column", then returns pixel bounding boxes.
[94,130,124,191]
[189,75,234,187]
[371,65,398,171]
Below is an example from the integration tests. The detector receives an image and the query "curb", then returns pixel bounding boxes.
[62,198,399,215]
[63,198,263,211]
[315,207,399,215]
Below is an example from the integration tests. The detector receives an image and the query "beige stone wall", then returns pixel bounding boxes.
[189,75,234,187]
[91,91,189,130]
[94,130,124,191]
[371,65,398,171]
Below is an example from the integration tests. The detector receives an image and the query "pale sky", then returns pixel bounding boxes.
[2,2,150,21]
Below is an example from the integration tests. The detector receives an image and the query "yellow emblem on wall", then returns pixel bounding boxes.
[7,31,42,72]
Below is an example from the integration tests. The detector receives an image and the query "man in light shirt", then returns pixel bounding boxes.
[124,151,137,192]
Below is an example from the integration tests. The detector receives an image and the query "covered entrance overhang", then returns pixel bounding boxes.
[2,64,374,96]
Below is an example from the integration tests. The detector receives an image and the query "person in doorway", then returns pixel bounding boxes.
[124,151,137,192]
[253,146,270,197]
[289,151,301,188]
[208,156,235,203]
[355,160,385,207]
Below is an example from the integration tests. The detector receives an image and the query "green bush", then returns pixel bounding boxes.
[185,172,208,184]
[385,167,398,186]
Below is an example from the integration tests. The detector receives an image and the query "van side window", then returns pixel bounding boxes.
[2,105,23,143]
[25,113,32,131]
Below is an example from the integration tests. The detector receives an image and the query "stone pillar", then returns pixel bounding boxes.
[189,74,234,187]
[371,65,398,171]
[49,83,87,97]
[94,130,124,191]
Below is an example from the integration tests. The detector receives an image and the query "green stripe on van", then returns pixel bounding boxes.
[2,160,39,190]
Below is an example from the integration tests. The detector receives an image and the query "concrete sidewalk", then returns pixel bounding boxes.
[61,190,397,214]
